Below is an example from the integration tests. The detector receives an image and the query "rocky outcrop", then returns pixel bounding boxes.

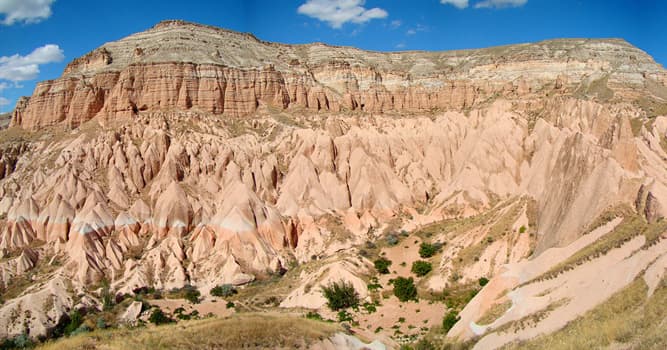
[10,21,666,130]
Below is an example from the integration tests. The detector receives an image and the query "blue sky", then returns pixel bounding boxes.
[0,0,665,112]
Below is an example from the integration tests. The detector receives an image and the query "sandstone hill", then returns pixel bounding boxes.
[1,20,667,349]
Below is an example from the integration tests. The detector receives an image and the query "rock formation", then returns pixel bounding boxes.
[0,20,666,346]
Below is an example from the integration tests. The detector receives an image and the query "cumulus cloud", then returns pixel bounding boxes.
[297,0,388,29]
[0,0,55,25]
[0,44,64,82]
[475,0,527,8]
[441,0,469,9]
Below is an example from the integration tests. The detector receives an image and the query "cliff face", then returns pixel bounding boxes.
[11,20,665,130]
[2,21,667,345]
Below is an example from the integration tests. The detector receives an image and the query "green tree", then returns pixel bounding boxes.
[411,261,432,277]
[442,311,460,332]
[321,280,360,311]
[391,277,418,302]
[374,257,392,274]
[210,284,236,297]
[418,242,439,258]
[183,285,201,304]
[149,308,173,325]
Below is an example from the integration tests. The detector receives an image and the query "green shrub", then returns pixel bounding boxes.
[70,324,91,336]
[411,261,432,277]
[321,280,360,311]
[149,308,173,325]
[363,302,377,313]
[226,301,235,309]
[418,242,439,258]
[391,277,418,302]
[305,311,323,320]
[63,309,84,335]
[367,282,382,291]
[168,285,201,304]
[210,284,236,297]
[442,311,461,332]
[519,225,527,233]
[479,277,489,286]
[337,310,354,322]
[374,257,392,274]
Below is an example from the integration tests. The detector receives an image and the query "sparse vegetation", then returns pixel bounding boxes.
[533,216,647,282]
[476,300,512,325]
[321,280,360,311]
[441,284,480,312]
[37,313,340,350]
[501,278,667,349]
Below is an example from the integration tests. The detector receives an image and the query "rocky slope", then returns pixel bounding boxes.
[1,20,667,348]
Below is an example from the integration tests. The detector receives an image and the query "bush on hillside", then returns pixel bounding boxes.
[210,284,237,297]
[374,257,392,274]
[321,280,360,311]
[418,242,440,258]
[390,277,418,302]
[478,277,489,287]
[442,311,461,332]
[411,261,432,277]
[149,308,173,325]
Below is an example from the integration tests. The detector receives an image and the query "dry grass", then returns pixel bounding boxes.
[37,313,340,350]
[531,215,646,282]
[493,298,569,334]
[501,278,667,350]
[476,300,512,325]
[637,96,667,118]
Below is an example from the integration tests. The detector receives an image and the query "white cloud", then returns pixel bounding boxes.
[297,0,388,29]
[0,97,9,107]
[390,19,401,28]
[0,0,55,25]
[0,82,8,92]
[441,0,469,9]
[406,24,428,36]
[0,44,64,82]
[475,0,527,8]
